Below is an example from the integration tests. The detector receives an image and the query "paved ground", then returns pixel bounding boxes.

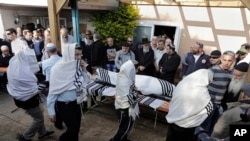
[0,90,168,141]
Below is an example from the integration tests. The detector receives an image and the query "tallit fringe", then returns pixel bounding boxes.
[129,103,140,120]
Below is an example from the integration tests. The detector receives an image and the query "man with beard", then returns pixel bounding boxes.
[159,44,181,83]
[135,38,154,76]
[222,62,249,109]
[33,30,44,62]
[23,31,34,49]
[211,83,250,139]
[184,42,211,76]
[115,42,135,71]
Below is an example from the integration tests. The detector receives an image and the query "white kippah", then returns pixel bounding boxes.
[45,43,56,51]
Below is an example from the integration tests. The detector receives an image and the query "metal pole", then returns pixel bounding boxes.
[71,0,81,45]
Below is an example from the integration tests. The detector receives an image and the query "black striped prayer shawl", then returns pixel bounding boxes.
[96,68,175,98]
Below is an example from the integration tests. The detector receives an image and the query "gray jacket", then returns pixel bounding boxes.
[115,50,135,70]
[211,100,250,139]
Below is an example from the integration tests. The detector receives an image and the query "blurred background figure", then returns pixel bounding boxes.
[235,48,248,65]
[0,45,13,91]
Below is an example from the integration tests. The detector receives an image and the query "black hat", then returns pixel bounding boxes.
[210,50,221,57]
[141,38,151,44]
[121,42,130,47]
[234,62,249,72]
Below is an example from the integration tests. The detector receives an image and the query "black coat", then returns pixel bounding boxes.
[158,52,181,83]
[0,54,13,67]
[135,48,154,76]
[91,40,106,68]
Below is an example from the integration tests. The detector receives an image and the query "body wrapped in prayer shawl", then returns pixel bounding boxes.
[96,68,175,98]
[166,69,213,128]
[115,60,139,120]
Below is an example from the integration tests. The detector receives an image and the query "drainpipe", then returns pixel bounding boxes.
[71,0,80,45]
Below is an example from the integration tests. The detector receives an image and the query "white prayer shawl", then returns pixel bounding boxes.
[166,69,213,128]
[7,48,39,101]
[96,68,175,97]
[11,38,28,55]
[115,60,139,119]
[49,43,79,95]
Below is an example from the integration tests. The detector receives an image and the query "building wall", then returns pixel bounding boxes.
[136,5,250,56]
[0,7,96,39]
[0,7,48,38]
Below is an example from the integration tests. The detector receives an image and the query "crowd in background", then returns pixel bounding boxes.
[1,22,250,141]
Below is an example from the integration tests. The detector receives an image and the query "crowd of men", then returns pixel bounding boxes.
[1,24,250,141]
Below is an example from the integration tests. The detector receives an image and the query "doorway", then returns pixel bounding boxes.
[134,20,182,52]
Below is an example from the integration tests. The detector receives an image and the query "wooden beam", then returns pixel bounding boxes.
[47,0,60,51]
[241,0,250,10]
[56,0,68,14]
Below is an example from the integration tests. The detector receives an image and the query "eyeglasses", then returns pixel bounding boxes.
[210,56,219,59]
[6,32,11,35]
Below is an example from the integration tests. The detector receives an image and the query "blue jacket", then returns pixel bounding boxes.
[184,52,211,76]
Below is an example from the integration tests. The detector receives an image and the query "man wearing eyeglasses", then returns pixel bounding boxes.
[184,42,211,76]
[5,28,28,55]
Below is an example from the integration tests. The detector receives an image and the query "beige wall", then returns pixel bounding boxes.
[136,5,250,56]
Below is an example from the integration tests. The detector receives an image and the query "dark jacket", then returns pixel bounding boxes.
[211,100,250,139]
[0,54,13,67]
[159,52,181,83]
[135,48,154,76]
[106,45,119,64]
[184,52,211,76]
[33,40,44,62]
[91,40,106,68]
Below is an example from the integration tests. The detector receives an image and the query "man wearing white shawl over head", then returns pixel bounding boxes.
[110,60,139,141]
[47,43,83,141]
[7,47,54,141]
[166,69,213,141]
